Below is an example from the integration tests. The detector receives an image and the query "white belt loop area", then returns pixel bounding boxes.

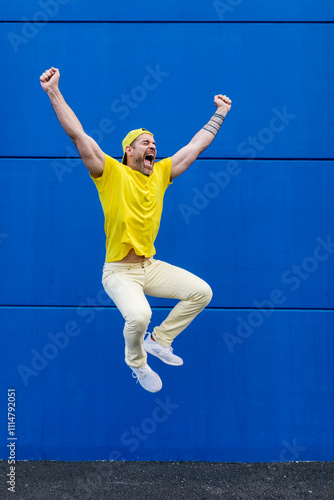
[104,257,154,272]
[140,257,154,269]
[128,257,154,270]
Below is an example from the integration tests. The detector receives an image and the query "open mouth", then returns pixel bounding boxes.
[144,154,155,169]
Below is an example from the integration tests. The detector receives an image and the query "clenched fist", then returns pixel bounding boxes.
[40,67,60,93]
[214,94,232,115]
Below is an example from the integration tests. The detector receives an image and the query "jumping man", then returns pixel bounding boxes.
[40,67,232,393]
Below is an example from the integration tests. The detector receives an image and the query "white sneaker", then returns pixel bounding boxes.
[143,333,183,366]
[131,364,162,392]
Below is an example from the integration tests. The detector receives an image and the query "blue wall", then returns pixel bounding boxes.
[1,1,333,462]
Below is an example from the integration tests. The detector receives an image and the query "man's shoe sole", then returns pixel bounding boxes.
[144,345,183,366]
[138,378,162,392]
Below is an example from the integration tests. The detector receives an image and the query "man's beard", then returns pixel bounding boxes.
[133,155,151,176]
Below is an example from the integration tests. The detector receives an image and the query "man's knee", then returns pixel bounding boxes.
[201,282,213,306]
[127,308,152,332]
[193,281,212,307]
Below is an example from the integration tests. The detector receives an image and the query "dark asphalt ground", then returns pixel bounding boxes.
[1,461,333,500]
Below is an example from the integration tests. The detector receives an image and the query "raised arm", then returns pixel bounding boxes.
[40,67,105,178]
[170,94,232,180]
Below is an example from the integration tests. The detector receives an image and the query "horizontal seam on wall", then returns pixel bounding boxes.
[0,305,333,312]
[1,20,334,24]
[1,157,334,162]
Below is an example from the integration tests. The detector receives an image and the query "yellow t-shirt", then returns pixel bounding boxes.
[90,154,172,262]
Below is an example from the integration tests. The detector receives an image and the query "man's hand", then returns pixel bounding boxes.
[39,66,105,177]
[214,94,232,116]
[170,93,232,179]
[40,67,60,93]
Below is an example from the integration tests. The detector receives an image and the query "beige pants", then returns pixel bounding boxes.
[102,258,212,367]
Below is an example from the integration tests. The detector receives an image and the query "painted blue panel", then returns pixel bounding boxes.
[1,23,334,158]
[0,307,333,461]
[0,159,333,308]
[165,159,334,310]
[1,0,333,465]
[1,0,334,21]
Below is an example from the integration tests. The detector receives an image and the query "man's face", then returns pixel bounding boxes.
[127,134,157,176]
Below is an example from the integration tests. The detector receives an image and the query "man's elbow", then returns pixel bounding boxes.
[189,139,206,157]
[71,129,86,145]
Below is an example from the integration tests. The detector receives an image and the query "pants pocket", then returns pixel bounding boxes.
[102,268,124,289]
